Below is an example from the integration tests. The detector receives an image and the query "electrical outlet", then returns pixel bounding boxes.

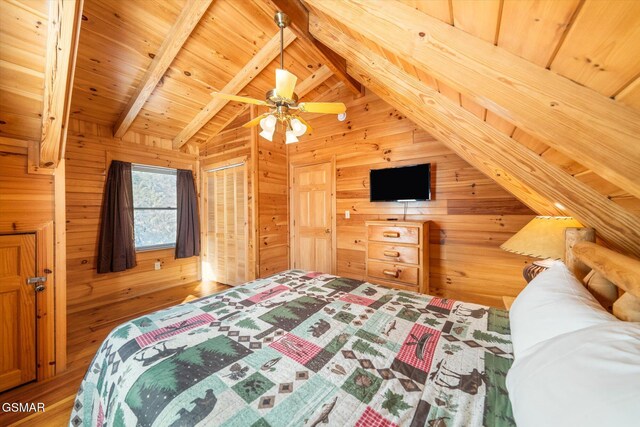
[345,210,350,219]
[154,261,161,270]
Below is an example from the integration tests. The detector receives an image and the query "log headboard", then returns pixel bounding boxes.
[565,233,640,322]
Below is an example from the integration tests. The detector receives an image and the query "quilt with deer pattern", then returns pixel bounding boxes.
[70,270,515,427]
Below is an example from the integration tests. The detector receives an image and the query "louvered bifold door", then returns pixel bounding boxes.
[206,164,247,285]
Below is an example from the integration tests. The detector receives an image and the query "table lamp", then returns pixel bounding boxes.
[500,216,583,282]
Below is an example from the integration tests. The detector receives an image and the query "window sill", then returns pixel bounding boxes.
[135,244,175,253]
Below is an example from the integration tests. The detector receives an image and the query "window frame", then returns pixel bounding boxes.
[131,163,178,252]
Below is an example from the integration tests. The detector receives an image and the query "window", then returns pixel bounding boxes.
[132,164,177,250]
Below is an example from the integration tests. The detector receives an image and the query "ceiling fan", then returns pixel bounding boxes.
[211,11,347,143]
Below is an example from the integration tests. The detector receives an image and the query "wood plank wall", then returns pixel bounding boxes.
[0,146,54,232]
[288,86,536,306]
[257,131,289,277]
[201,114,289,279]
[65,119,200,313]
[0,140,58,377]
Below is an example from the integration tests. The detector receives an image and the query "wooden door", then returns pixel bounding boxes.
[205,164,248,285]
[291,162,334,273]
[0,234,36,392]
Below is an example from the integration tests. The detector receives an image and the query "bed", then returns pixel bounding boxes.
[69,270,514,427]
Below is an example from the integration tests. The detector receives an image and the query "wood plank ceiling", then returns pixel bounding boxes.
[1,0,638,253]
[68,0,338,144]
[309,1,640,210]
[0,0,49,141]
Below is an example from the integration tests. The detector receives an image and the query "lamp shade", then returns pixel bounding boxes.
[285,130,298,144]
[259,128,275,141]
[500,216,583,260]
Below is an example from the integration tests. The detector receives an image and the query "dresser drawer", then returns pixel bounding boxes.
[368,242,419,265]
[367,261,419,286]
[368,225,419,244]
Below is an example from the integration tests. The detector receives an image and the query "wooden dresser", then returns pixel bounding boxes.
[365,220,430,294]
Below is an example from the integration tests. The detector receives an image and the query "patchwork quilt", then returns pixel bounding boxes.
[70,270,515,427]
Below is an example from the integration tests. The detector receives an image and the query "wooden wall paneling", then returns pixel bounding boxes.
[27,141,54,175]
[0,0,48,141]
[112,0,214,138]
[306,0,640,201]
[286,82,534,306]
[64,119,200,312]
[310,17,640,260]
[172,28,296,148]
[550,0,640,97]
[35,221,55,380]
[54,158,67,372]
[0,145,59,380]
[250,107,260,278]
[40,0,83,168]
[257,134,289,277]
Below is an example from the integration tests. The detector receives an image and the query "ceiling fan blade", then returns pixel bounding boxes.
[241,113,269,128]
[276,69,298,99]
[298,102,346,114]
[295,116,313,134]
[211,92,267,106]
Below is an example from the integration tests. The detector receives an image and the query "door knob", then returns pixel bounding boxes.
[28,276,47,292]
[325,229,331,234]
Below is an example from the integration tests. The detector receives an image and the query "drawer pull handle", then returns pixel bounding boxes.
[383,250,400,258]
[383,269,400,278]
[383,231,400,238]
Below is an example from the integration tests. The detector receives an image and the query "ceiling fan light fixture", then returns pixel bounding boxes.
[275,69,298,100]
[260,114,277,131]
[290,117,307,136]
[209,12,346,144]
[260,128,275,142]
[285,129,298,144]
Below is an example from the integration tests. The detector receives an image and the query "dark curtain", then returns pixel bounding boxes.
[176,169,200,258]
[97,161,137,273]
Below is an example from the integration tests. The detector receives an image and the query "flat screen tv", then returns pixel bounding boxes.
[370,163,431,202]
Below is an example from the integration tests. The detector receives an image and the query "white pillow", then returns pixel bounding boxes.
[506,321,640,427]
[509,261,615,358]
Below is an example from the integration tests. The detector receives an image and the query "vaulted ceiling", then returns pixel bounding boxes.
[1,0,639,256]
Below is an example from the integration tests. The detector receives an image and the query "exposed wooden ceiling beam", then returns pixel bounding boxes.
[40,0,83,168]
[306,0,640,200]
[310,16,640,258]
[268,0,362,96]
[294,63,333,95]
[173,28,296,149]
[205,64,333,140]
[112,0,214,138]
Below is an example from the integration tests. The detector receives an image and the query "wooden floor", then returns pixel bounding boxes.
[0,280,229,427]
